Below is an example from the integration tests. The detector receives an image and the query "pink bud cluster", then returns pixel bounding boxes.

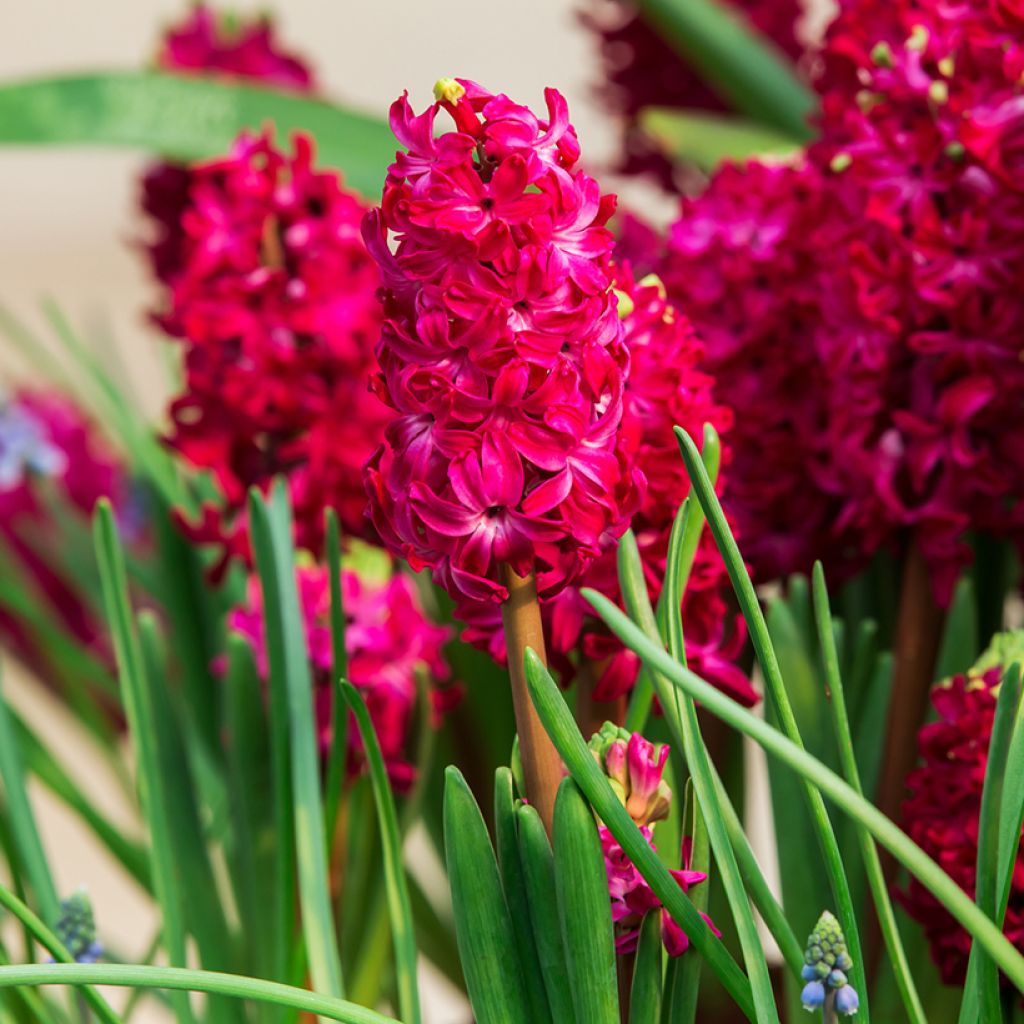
[227,561,456,790]
[363,80,644,604]
[159,130,390,574]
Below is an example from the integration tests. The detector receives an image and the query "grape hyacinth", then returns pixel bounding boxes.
[363,78,644,605]
[160,129,389,571]
[593,723,719,956]
[55,890,103,964]
[141,4,316,285]
[227,553,455,790]
[800,911,859,1018]
[899,631,1024,984]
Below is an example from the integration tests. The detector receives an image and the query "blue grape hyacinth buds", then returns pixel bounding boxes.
[801,911,859,1018]
[55,890,102,964]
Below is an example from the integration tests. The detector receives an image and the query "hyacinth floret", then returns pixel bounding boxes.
[364,78,643,605]
[589,721,671,827]
[801,911,859,1017]
[227,554,454,790]
[55,890,102,964]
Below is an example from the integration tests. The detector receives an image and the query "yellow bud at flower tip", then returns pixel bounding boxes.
[830,152,853,173]
[433,78,465,104]
[612,288,635,319]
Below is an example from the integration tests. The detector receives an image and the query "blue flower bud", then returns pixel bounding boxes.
[835,984,860,1016]
[55,890,101,964]
[801,981,826,1010]
[801,964,817,981]
[828,969,848,988]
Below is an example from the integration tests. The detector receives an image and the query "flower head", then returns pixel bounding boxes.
[589,722,672,827]
[801,911,859,1016]
[160,129,389,571]
[227,554,455,790]
[55,890,102,964]
[364,80,643,604]
[899,631,1024,983]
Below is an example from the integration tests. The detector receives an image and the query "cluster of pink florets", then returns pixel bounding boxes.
[228,561,455,789]
[159,130,390,573]
[364,79,644,605]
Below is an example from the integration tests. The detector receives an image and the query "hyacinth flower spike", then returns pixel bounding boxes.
[364,78,643,830]
[801,911,859,1020]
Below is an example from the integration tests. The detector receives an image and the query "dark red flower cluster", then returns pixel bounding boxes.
[581,0,806,187]
[141,4,316,285]
[457,267,755,705]
[899,633,1024,983]
[161,130,389,570]
[364,80,643,604]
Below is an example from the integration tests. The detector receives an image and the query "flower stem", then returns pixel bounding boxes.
[501,566,563,834]
[823,990,838,1024]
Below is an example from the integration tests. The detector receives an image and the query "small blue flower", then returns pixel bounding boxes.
[801,981,826,1010]
[835,984,860,1016]
[801,963,818,982]
[0,399,65,491]
[54,890,101,964]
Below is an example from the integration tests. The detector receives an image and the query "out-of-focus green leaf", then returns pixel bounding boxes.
[634,0,815,139]
[0,72,393,198]
[639,108,799,172]
[630,911,663,1024]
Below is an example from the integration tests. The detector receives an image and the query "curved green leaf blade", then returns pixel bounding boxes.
[443,767,531,1024]
[0,72,393,198]
[629,911,663,1024]
[553,779,619,1024]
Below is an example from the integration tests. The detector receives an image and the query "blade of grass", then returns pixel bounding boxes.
[341,683,420,1024]
[0,964,401,1024]
[443,767,531,1024]
[811,563,926,1024]
[0,884,121,1024]
[493,769,553,1024]
[958,663,1022,1024]
[584,587,1024,997]
[248,485,344,1006]
[0,664,58,923]
[93,499,195,1024]
[630,910,664,1024]
[619,530,779,1023]
[522,650,756,1020]
[515,803,577,1023]
[674,426,868,1012]
[552,778,618,1024]
[323,509,349,845]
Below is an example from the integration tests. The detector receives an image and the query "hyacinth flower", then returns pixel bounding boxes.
[899,630,1024,984]
[592,723,718,956]
[800,911,860,1018]
[226,553,455,790]
[157,128,390,571]
[141,4,316,285]
[364,78,644,828]
[54,890,103,964]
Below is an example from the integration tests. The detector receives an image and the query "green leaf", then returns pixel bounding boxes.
[443,767,531,1024]
[93,500,195,1024]
[958,663,1022,1023]
[0,962,401,1024]
[633,0,815,140]
[811,564,926,1024]
[0,665,58,923]
[630,911,664,1024]
[493,769,553,1023]
[638,108,800,172]
[0,71,393,199]
[248,485,344,1007]
[553,779,619,1024]
[674,426,867,1011]
[522,651,756,1020]
[323,509,349,845]
[935,578,979,681]
[583,586,1024,1000]
[515,803,577,1023]
[341,683,420,1024]
[619,530,779,1023]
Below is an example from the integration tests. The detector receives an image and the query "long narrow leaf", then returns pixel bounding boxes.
[248,486,343,1005]
[584,587,1024,997]
[522,650,756,1020]
[323,509,348,844]
[341,683,420,1024]
[674,426,867,1009]
[630,910,663,1024]
[811,564,926,1024]
[0,72,394,198]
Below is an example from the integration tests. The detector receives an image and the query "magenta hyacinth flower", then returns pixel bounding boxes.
[364,79,644,605]
[590,722,672,828]
[227,559,456,790]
